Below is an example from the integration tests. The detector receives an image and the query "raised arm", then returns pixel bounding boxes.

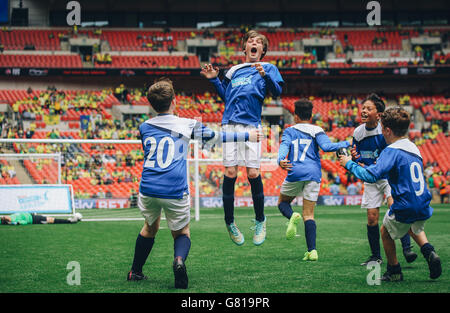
[200,64,228,101]
[260,64,283,98]
[316,132,350,152]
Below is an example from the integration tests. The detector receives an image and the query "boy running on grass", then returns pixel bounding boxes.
[277,99,350,261]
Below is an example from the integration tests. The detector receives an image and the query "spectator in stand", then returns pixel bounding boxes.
[106,190,113,198]
[97,188,106,199]
[25,128,33,139]
[347,183,358,195]
[329,179,340,195]
[414,45,423,57]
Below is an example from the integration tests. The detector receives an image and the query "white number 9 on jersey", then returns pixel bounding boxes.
[410,161,425,196]
[144,136,175,169]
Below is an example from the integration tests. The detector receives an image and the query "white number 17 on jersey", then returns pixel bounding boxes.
[292,139,312,162]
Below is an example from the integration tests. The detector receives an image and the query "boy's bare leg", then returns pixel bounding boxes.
[408,229,428,247]
[302,199,316,222]
[380,225,398,266]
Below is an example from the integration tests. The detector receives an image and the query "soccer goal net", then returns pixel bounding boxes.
[0,152,75,215]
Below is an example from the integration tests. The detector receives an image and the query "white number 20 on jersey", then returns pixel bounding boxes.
[410,162,425,196]
[144,136,175,169]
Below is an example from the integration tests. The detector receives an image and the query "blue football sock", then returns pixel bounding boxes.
[387,262,402,274]
[420,242,434,260]
[249,175,265,222]
[278,201,293,219]
[304,219,316,252]
[400,233,412,251]
[174,234,191,262]
[222,175,237,225]
[131,234,154,273]
[367,224,381,258]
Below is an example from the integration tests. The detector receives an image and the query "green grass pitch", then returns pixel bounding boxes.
[1,204,449,293]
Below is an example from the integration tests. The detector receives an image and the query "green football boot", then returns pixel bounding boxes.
[286,212,301,240]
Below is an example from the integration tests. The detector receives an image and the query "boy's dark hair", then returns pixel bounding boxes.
[381,107,410,137]
[241,30,269,60]
[363,93,386,113]
[146,77,175,113]
[294,98,313,121]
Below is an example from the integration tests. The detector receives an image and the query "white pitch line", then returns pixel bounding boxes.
[81,213,283,222]
[194,213,281,219]
[83,218,144,222]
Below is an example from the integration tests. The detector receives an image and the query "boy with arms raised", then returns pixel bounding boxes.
[351,94,416,266]
[127,78,262,289]
[277,99,350,261]
[339,107,441,281]
[201,30,284,246]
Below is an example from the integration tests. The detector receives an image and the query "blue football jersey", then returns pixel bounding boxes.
[209,62,284,127]
[352,122,387,166]
[278,124,350,183]
[139,114,249,199]
[363,139,433,223]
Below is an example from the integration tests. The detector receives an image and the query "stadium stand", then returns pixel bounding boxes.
[93,54,200,68]
[0,28,64,50]
[0,53,83,68]
[1,27,448,69]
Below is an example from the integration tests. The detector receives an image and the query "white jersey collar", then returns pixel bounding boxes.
[225,62,270,80]
[291,123,324,137]
[388,138,422,158]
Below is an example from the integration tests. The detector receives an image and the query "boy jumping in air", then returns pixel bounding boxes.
[201,30,284,246]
